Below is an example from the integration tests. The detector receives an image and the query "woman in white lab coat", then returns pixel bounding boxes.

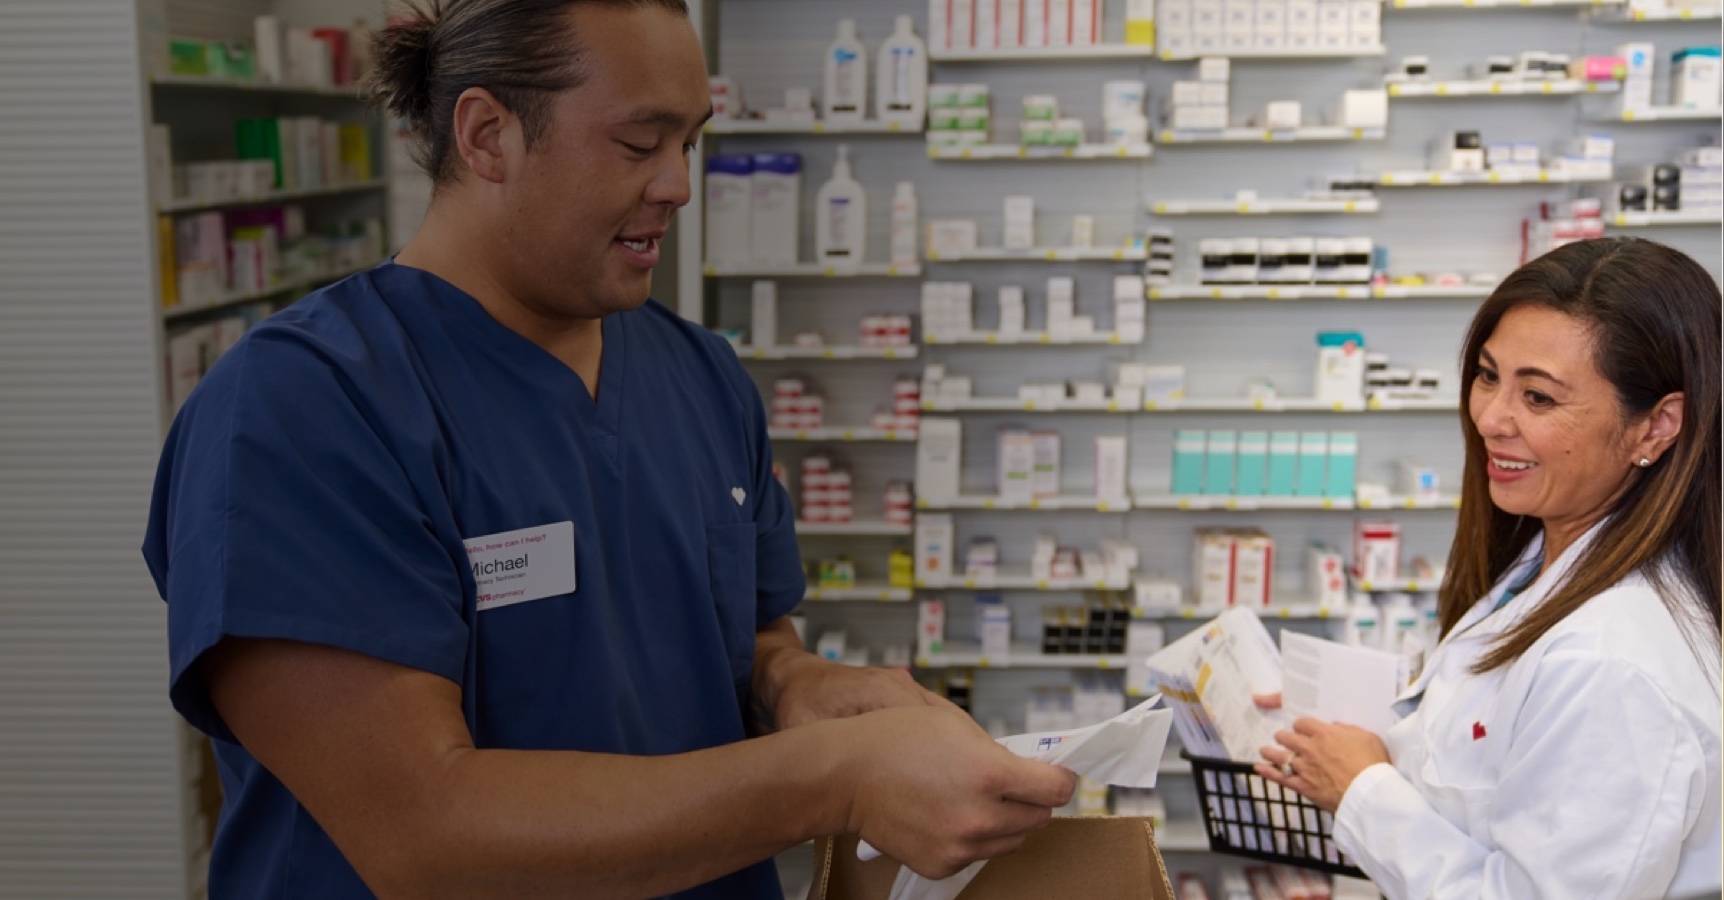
[1256,237,1722,900]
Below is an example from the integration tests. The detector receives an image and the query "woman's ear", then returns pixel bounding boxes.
[1632,392,1685,466]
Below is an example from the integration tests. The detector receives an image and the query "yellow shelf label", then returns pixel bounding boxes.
[1145,401,1159,410]
[1344,202,1357,212]
[983,499,997,509]
[840,430,855,440]
[1209,288,1222,298]
[1277,608,1292,618]
[1182,609,1197,618]
[795,431,809,439]
[703,267,717,276]
[889,121,902,131]
[1225,499,1240,510]
[1153,203,1168,213]
[916,498,929,509]
[752,349,767,359]
[1178,499,1193,510]
[1490,83,1504,94]
[1038,334,1052,344]
[821,349,835,359]
[1321,498,1336,509]
[1024,401,1037,410]
[978,656,992,667]
[921,400,934,410]
[1436,84,1449,95]
[1109,334,1122,344]
[884,349,899,359]
[823,267,837,276]
[1107,402,1120,412]
[984,334,998,344]
[1388,84,1402,96]
[1037,580,1051,589]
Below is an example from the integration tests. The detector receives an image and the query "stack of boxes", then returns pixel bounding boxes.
[1196,236,1374,285]
[1018,95,1087,147]
[770,377,824,431]
[799,455,854,525]
[1353,520,1401,584]
[1156,0,1379,57]
[857,313,916,349]
[920,281,976,333]
[920,276,1145,340]
[1363,351,1445,402]
[884,482,916,527]
[926,0,1156,51]
[1522,198,1607,261]
[1619,42,1723,113]
[1039,601,1135,655]
[997,429,1063,501]
[1101,80,1150,145]
[703,152,801,267]
[1171,429,1357,499]
[927,84,992,149]
[874,375,923,435]
[160,206,383,309]
[1609,148,1723,216]
[1192,527,1276,608]
[1167,57,1231,131]
[1144,229,1174,284]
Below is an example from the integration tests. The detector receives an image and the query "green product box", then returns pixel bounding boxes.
[1267,431,1298,496]
[1236,431,1268,496]
[1295,431,1329,497]
[1203,430,1237,496]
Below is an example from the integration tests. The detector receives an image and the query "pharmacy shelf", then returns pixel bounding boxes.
[1386,79,1620,98]
[1156,820,1218,853]
[1609,210,1724,226]
[1158,46,1387,60]
[1387,0,1613,8]
[702,262,922,278]
[1138,396,1457,412]
[1134,491,1463,511]
[1593,3,1722,18]
[732,344,919,361]
[1157,126,1386,144]
[1352,576,1445,592]
[922,330,1140,346]
[803,583,914,602]
[1607,106,1724,121]
[916,572,1133,592]
[1375,168,1613,186]
[921,397,1135,413]
[1354,493,1463,509]
[705,118,920,135]
[149,74,363,98]
[161,261,379,323]
[767,426,918,442]
[159,179,388,214]
[926,143,1154,160]
[929,43,1160,62]
[915,494,1132,512]
[925,246,1149,262]
[916,643,1130,669]
[1147,283,1492,300]
[1132,602,1340,620]
[795,520,913,536]
[1150,197,1380,215]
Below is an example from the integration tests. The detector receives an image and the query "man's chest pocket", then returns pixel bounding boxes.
[705,523,759,687]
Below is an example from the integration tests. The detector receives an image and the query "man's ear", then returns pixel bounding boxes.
[450,87,516,185]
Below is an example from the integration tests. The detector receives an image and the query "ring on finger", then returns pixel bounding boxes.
[1280,754,1297,778]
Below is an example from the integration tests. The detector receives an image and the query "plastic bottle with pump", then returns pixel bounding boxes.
[875,15,928,128]
[823,19,867,124]
[1382,593,1424,686]
[816,144,867,265]
[1339,593,1380,648]
[889,181,917,268]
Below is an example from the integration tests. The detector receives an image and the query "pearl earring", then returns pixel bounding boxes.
[1638,457,1653,468]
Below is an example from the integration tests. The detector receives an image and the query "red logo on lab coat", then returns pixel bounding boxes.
[1472,721,1487,741]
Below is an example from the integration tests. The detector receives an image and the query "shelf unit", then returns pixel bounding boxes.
[1147,283,1493,300]
[1608,210,1724,227]
[925,245,1149,262]
[803,583,915,602]
[161,262,383,322]
[1591,3,1722,17]
[733,344,919,360]
[1385,0,1615,8]
[149,74,364,98]
[703,262,922,278]
[160,179,389,214]
[1150,197,1380,215]
[705,118,921,135]
[767,426,919,442]
[916,494,1133,512]
[916,644,1130,669]
[1157,46,1387,60]
[1132,492,1462,510]
[929,43,1160,62]
[1608,106,1724,121]
[1375,168,1614,186]
[795,520,913,536]
[915,572,1133,591]
[926,142,1153,160]
[922,330,1139,345]
[1352,576,1445,592]
[920,397,1136,412]
[1385,79,1620,98]
[1133,602,1342,620]
[1156,126,1386,144]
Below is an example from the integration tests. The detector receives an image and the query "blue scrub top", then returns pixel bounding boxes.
[142,262,805,899]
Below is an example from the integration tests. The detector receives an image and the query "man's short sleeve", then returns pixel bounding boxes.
[142,329,469,741]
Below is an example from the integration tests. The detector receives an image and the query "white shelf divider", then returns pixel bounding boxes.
[1608,210,1723,227]
[160,179,388,214]
[930,43,1160,61]
[922,330,1139,346]
[802,583,914,602]
[1609,106,1724,121]
[1158,46,1387,60]
[1151,197,1380,215]
[150,74,363,97]
[705,118,920,135]
[1132,602,1340,620]
[1148,283,1493,300]
[161,261,381,322]
[795,520,913,536]
[926,143,1153,160]
[767,426,919,442]
[1372,284,1495,299]
[1387,0,1615,8]
[1386,79,1620,98]
[1133,492,1356,511]
[925,245,1149,262]
[1137,396,1457,412]
[916,643,1130,669]
[1157,126,1386,144]
[915,494,1132,512]
[702,262,921,278]
[921,397,1135,413]
[1354,493,1464,510]
[1592,3,1721,18]
[915,571,1133,592]
[733,344,919,361]
[1375,168,1614,186]
[1352,576,1445,592]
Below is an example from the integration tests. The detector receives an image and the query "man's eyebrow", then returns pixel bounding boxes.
[617,106,713,130]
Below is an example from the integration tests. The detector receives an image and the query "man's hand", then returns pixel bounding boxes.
[751,617,955,733]
[839,705,1076,879]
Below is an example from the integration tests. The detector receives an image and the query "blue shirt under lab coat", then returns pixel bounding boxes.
[143,261,804,899]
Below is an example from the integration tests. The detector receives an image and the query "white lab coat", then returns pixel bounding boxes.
[1332,521,1722,899]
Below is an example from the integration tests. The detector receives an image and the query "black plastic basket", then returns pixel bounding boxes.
[1182,751,1367,878]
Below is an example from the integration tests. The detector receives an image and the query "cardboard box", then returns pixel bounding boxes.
[809,819,1176,900]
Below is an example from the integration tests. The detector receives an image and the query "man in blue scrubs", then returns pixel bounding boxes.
[142,1,1075,897]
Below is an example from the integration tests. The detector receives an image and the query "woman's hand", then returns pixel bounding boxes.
[1256,718,1390,812]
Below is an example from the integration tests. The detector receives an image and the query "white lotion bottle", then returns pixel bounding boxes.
[876,15,928,128]
[816,144,867,265]
[823,19,867,124]
[889,181,918,268]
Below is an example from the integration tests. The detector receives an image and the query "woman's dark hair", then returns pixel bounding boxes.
[1441,237,1721,674]
[366,0,690,184]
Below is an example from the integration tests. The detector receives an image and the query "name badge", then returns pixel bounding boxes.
[463,521,576,612]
